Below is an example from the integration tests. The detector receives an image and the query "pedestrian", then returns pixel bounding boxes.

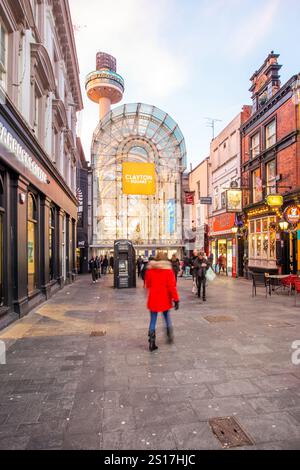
[95,256,101,280]
[109,255,114,274]
[141,257,149,287]
[102,255,109,275]
[100,255,104,275]
[208,252,214,271]
[217,253,225,274]
[88,256,98,284]
[137,255,143,278]
[145,252,179,351]
[193,251,210,301]
[183,254,190,277]
[171,254,180,283]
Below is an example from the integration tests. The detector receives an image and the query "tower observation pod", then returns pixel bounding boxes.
[85,52,124,120]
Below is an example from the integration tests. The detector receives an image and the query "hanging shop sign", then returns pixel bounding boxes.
[226,189,242,212]
[0,121,48,184]
[266,194,283,208]
[122,162,156,195]
[200,197,212,205]
[185,192,195,205]
[284,205,300,225]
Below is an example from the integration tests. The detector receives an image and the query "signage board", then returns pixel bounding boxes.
[266,194,283,207]
[200,197,212,205]
[284,205,300,225]
[122,162,156,195]
[185,192,194,205]
[226,189,242,212]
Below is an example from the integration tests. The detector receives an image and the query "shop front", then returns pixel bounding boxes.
[0,98,78,320]
[209,213,237,277]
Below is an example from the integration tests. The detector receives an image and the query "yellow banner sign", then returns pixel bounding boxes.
[122,162,156,195]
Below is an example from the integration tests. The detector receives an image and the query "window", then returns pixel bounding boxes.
[28,194,37,293]
[214,188,219,211]
[197,181,201,201]
[0,22,7,89]
[250,132,260,159]
[0,174,4,306]
[249,216,276,262]
[49,208,55,281]
[221,191,226,209]
[266,160,276,195]
[266,120,276,149]
[252,168,262,203]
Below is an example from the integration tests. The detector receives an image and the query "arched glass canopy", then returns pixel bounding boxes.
[91,103,187,248]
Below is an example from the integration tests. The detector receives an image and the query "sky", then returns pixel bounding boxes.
[70,0,300,169]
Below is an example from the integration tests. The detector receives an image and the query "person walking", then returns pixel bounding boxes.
[102,255,109,275]
[95,256,101,280]
[171,254,180,283]
[193,251,210,301]
[89,257,98,284]
[137,256,143,278]
[145,252,179,351]
[141,257,149,287]
[109,255,114,274]
[208,252,214,272]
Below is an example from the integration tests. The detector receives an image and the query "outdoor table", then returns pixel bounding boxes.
[267,275,290,295]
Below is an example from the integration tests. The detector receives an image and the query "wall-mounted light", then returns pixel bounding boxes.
[231,225,238,234]
[279,219,289,231]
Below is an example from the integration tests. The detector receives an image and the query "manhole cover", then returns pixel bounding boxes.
[90,330,106,337]
[204,315,235,323]
[209,416,254,448]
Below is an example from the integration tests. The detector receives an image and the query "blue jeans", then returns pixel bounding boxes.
[149,311,171,333]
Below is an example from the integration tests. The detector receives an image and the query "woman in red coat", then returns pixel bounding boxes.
[145,252,179,351]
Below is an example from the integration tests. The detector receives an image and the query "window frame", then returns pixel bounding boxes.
[265,118,276,149]
[250,131,260,159]
[27,193,38,294]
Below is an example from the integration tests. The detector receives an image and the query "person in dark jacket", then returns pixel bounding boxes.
[95,256,101,280]
[102,255,109,275]
[137,256,143,278]
[141,258,149,287]
[171,254,180,283]
[89,257,98,283]
[145,252,179,351]
[193,251,210,301]
[109,256,114,273]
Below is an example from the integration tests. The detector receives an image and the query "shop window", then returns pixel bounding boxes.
[28,193,37,293]
[250,132,260,159]
[252,168,262,203]
[221,191,226,209]
[0,22,7,90]
[61,214,66,281]
[49,208,55,281]
[265,120,276,149]
[266,160,276,195]
[249,216,277,262]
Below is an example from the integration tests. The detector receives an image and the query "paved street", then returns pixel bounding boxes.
[1,274,300,450]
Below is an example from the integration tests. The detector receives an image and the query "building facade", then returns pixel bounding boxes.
[0,0,83,323]
[241,53,300,274]
[208,107,251,277]
[187,158,210,254]
[86,53,187,259]
[76,137,89,274]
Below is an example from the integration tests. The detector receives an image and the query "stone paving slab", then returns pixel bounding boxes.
[0,274,300,449]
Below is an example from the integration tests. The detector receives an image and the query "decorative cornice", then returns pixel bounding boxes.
[241,75,298,135]
[52,98,67,128]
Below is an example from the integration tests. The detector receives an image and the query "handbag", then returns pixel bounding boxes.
[192,279,197,293]
[206,267,216,282]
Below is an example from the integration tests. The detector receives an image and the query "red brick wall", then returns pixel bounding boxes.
[277,143,298,194]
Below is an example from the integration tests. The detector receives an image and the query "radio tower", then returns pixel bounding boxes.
[85,52,124,120]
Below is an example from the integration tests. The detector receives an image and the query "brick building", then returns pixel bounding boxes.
[241,52,300,274]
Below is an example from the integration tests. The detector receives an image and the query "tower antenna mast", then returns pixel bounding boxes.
[204,117,222,140]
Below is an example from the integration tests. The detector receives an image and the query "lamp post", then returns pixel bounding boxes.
[278,219,289,274]
[231,225,239,278]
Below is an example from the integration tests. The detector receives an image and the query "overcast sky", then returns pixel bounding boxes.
[70,0,300,168]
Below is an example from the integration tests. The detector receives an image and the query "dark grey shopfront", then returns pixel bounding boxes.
[0,98,78,324]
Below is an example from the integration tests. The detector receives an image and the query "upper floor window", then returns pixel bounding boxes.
[221,191,226,209]
[265,120,276,149]
[197,181,201,201]
[266,160,276,195]
[214,188,219,211]
[252,168,263,203]
[0,22,7,90]
[250,132,260,159]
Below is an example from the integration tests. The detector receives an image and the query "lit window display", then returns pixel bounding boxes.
[248,216,277,269]
[91,103,187,251]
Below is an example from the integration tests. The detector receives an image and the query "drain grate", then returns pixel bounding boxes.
[90,330,106,337]
[209,416,254,448]
[204,315,235,323]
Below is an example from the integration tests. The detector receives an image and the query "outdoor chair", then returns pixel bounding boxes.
[294,278,300,306]
[281,275,298,295]
[250,272,270,297]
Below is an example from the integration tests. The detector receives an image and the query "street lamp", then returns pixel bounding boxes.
[279,219,289,231]
[231,225,238,234]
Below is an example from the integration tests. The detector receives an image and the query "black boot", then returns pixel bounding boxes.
[149,331,158,351]
[166,327,174,344]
